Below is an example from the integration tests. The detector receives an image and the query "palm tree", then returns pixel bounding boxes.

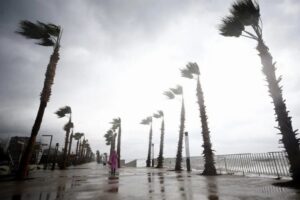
[55,106,73,169]
[111,118,122,168]
[219,0,300,183]
[140,116,153,167]
[181,63,217,175]
[164,85,185,171]
[153,110,165,168]
[15,20,62,179]
[73,132,84,164]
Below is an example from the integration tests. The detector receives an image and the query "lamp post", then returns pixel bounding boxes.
[42,134,53,170]
[184,132,191,172]
[151,143,154,167]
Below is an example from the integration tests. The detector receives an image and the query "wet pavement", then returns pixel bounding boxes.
[0,162,300,200]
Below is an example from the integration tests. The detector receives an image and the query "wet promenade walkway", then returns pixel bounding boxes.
[0,162,300,199]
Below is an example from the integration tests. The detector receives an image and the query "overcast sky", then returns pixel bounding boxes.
[0,0,300,161]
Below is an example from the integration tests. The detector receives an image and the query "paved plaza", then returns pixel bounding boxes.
[0,162,300,200]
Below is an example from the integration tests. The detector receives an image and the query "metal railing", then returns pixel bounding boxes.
[163,151,290,179]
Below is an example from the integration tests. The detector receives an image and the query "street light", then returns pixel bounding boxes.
[151,143,154,167]
[184,132,191,172]
[42,134,53,170]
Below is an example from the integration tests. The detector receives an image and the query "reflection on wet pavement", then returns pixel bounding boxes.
[0,162,299,200]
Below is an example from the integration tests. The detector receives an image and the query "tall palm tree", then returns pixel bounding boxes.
[181,62,217,175]
[140,116,153,167]
[16,20,62,179]
[55,106,73,169]
[73,132,84,164]
[219,0,300,183]
[153,110,165,168]
[164,85,185,171]
[111,118,122,168]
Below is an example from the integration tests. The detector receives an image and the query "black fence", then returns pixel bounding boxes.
[163,151,290,179]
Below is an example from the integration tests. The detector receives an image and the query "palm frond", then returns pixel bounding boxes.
[219,16,244,37]
[170,85,183,95]
[230,0,260,26]
[110,118,120,126]
[163,91,175,99]
[64,121,73,131]
[73,132,84,140]
[16,20,60,47]
[180,68,193,79]
[186,62,200,75]
[37,21,60,37]
[140,116,152,125]
[55,106,71,118]
[153,110,164,118]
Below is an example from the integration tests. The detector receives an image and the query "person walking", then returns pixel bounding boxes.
[109,150,118,175]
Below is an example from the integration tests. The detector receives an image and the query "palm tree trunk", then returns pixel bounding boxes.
[68,130,73,162]
[146,124,153,167]
[62,128,70,169]
[117,119,121,168]
[75,140,79,164]
[175,99,185,171]
[257,39,300,183]
[157,118,165,168]
[17,45,60,179]
[197,77,217,175]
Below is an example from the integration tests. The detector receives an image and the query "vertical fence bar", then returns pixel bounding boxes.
[263,153,271,175]
[270,152,280,179]
[275,152,285,177]
[224,156,228,174]
[239,154,245,176]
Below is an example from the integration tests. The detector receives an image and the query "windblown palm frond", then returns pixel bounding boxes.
[186,62,200,75]
[73,132,84,140]
[37,21,60,37]
[64,121,73,131]
[104,129,114,145]
[110,118,121,130]
[170,85,183,95]
[55,106,72,118]
[16,20,60,46]
[181,68,193,79]
[153,110,164,118]
[230,0,260,26]
[164,91,175,99]
[140,116,152,125]
[219,16,244,37]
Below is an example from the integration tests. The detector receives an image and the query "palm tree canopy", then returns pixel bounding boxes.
[170,85,183,95]
[186,62,200,75]
[55,106,72,118]
[104,129,114,145]
[110,118,121,130]
[16,20,60,46]
[180,68,193,79]
[163,91,175,99]
[153,110,164,118]
[230,0,260,26]
[64,121,74,131]
[219,16,244,37]
[140,116,152,125]
[73,132,84,140]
